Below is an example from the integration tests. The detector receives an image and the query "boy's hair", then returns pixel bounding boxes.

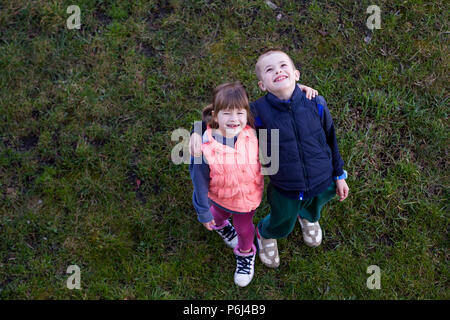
[255,48,296,80]
[202,81,254,129]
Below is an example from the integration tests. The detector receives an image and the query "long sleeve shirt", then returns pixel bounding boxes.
[189,131,238,223]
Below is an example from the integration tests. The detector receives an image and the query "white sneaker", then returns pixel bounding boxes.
[256,227,280,268]
[298,217,322,247]
[213,221,238,248]
[233,245,256,287]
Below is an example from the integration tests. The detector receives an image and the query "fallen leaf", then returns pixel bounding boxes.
[265,0,277,10]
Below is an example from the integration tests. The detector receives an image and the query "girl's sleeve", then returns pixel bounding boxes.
[189,155,213,223]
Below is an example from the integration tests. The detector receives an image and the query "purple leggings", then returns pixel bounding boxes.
[210,205,255,252]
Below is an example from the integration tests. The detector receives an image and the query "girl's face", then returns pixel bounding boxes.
[214,108,248,138]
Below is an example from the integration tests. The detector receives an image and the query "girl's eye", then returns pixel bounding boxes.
[266,68,272,72]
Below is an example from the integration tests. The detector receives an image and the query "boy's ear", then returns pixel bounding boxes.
[294,69,300,81]
[258,80,266,92]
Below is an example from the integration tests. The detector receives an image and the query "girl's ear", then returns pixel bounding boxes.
[211,110,218,127]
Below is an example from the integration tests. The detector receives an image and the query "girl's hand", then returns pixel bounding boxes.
[202,219,216,231]
[336,179,349,202]
[189,132,202,157]
[297,84,318,100]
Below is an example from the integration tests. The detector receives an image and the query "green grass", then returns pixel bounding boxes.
[0,0,448,299]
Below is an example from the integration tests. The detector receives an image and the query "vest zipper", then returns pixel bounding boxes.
[287,103,310,195]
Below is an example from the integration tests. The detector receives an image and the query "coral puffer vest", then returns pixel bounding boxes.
[201,125,264,213]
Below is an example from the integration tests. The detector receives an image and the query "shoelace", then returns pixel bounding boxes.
[236,255,253,274]
[218,225,237,242]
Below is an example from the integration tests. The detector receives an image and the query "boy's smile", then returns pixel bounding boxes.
[257,52,300,100]
[274,75,288,82]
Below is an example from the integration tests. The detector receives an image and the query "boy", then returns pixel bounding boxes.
[190,49,349,268]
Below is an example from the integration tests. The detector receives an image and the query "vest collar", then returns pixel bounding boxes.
[205,125,251,149]
[265,84,304,111]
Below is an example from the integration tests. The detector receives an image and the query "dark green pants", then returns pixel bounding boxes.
[258,181,336,239]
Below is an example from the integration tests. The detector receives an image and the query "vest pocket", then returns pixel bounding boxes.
[317,130,331,160]
[325,145,331,159]
[303,128,327,159]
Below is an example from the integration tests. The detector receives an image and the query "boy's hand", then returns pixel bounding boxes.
[189,132,202,157]
[297,84,318,100]
[202,219,216,231]
[336,179,349,201]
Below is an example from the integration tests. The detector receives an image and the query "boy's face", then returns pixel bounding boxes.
[257,52,300,99]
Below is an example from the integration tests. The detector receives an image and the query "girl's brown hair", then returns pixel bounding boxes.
[202,81,254,129]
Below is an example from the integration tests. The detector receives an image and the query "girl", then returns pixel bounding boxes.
[189,81,263,287]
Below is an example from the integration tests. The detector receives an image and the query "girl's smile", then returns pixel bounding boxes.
[214,108,248,138]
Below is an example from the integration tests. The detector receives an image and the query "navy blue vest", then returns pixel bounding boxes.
[252,86,334,198]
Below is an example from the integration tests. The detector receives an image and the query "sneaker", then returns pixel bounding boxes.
[233,244,256,287]
[298,217,322,247]
[212,221,238,248]
[255,227,280,268]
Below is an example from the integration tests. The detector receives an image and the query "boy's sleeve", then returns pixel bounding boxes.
[190,120,206,136]
[189,155,213,223]
[250,102,263,142]
[250,102,263,130]
[316,96,345,177]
